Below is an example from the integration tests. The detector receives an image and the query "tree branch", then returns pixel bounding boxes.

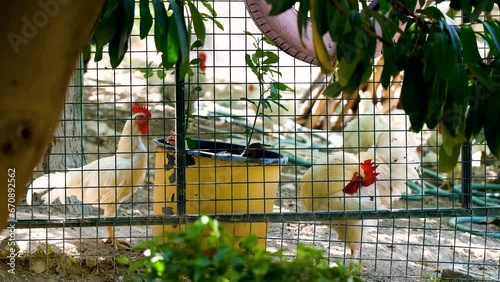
[386,0,417,20]
[362,26,396,48]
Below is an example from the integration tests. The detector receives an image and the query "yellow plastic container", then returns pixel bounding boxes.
[152,139,288,247]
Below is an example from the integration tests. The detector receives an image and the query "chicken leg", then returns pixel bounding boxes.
[103,206,130,249]
[105,225,131,249]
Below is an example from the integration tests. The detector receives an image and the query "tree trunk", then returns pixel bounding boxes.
[0,0,105,230]
[42,57,86,172]
[39,56,94,215]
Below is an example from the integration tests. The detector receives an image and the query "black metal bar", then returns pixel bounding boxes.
[461,142,473,209]
[10,207,500,229]
[174,0,187,217]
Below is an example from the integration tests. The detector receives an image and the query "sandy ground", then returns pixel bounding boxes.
[2,2,500,281]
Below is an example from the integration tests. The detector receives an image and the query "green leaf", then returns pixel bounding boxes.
[158,4,183,70]
[312,0,330,36]
[474,128,486,144]
[338,57,361,87]
[82,44,91,63]
[139,0,153,39]
[269,84,278,96]
[269,99,289,112]
[190,58,202,65]
[187,0,206,45]
[438,142,461,172]
[262,99,272,111]
[169,0,190,78]
[262,36,274,46]
[422,43,436,84]
[482,20,500,57]
[102,0,119,17]
[94,45,104,62]
[323,81,344,98]
[116,255,129,265]
[432,31,455,80]
[191,39,203,49]
[440,14,462,63]
[157,70,166,79]
[244,30,257,40]
[262,51,279,65]
[108,0,135,68]
[266,0,296,15]
[271,81,293,92]
[470,0,487,22]
[203,15,224,31]
[378,0,392,13]
[245,54,255,68]
[461,0,472,14]
[401,52,427,132]
[368,8,401,38]
[425,77,445,130]
[465,84,486,139]
[152,0,169,51]
[252,48,263,64]
[200,0,217,17]
[380,46,397,89]
[484,91,500,157]
[92,1,119,53]
[442,64,470,136]
[468,63,494,91]
[459,25,481,64]
[145,70,154,78]
[296,0,310,40]
[485,0,495,12]
[240,97,257,107]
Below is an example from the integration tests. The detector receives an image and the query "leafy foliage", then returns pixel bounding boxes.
[266,0,500,171]
[243,32,293,147]
[120,216,363,281]
[90,0,222,78]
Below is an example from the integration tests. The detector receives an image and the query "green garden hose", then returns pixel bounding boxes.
[448,217,500,239]
[404,168,500,239]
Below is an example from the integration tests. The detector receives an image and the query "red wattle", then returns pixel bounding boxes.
[343,172,361,194]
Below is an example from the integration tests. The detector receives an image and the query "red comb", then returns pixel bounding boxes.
[199,52,207,72]
[199,52,207,61]
[360,159,379,187]
[132,104,151,118]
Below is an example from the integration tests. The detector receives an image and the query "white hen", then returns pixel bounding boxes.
[27,105,151,249]
[343,91,389,152]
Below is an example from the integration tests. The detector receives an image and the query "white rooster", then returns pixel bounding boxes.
[301,131,420,257]
[26,104,151,249]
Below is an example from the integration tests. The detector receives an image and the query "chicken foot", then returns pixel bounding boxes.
[105,226,131,250]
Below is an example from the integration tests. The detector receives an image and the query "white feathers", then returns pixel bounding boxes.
[27,117,148,212]
[343,91,390,152]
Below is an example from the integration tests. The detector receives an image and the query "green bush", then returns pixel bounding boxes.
[120,216,363,282]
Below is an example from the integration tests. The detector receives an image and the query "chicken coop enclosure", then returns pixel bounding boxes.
[2,1,500,281]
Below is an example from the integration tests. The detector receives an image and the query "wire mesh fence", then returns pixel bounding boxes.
[1,1,500,281]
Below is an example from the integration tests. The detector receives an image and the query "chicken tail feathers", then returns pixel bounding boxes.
[40,186,68,205]
[27,171,80,205]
